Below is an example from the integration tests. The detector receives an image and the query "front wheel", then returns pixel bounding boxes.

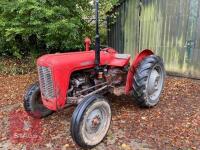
[24,82,54,118]
[71,95,111,148]
[133,55,165,107]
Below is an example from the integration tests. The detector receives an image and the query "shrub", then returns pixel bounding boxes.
[0,0,119,59]
[0,0,92,58]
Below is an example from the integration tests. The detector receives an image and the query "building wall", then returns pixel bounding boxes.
[107,0,139,56]
[107,0,200,78]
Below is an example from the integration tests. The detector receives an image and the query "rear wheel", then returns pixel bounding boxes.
[71,95,111,148]
[133,55,165,107]
[24,82,53,118]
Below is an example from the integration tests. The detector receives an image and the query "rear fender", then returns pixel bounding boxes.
[125,49,154,94]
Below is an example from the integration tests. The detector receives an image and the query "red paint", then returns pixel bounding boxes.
[84,37,91,51]
[37,48,130,110]
[125,49,154,94]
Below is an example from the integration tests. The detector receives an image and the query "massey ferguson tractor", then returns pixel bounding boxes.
[23,0,165,148]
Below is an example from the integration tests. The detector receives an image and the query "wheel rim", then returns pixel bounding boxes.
[81,100,111,146]
[147,64,164,101]
[85,109,103,134]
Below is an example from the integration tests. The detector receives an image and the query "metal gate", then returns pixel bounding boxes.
[107,0,200,78]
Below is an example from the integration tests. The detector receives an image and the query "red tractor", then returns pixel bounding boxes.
[24,0,165,148]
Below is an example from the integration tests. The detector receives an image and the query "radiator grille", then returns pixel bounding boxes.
[38,66,55,99]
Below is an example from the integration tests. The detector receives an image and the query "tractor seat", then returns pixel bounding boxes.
[115,54,130,60]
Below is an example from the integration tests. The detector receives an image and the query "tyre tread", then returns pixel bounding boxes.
[132,55,165,107]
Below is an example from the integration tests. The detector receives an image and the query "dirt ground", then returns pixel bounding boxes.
[0,74,200,150]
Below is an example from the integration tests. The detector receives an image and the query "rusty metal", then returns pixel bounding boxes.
[67,82,109,105]
[76,82,108,95]
[77,85,109,104]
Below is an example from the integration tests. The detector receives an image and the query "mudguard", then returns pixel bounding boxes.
[125,49,154,94]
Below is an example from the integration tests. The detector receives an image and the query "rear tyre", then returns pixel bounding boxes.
[24,82,54,118]
[133,55,165,107]
[71,95,111,148]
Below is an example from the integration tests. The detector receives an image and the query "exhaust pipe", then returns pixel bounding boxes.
[95,0,100,70]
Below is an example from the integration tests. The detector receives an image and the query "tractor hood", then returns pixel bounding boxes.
[37,50,97,70]
[37,48,129,70]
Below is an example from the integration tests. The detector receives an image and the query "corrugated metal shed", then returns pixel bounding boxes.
[107,0,200,79]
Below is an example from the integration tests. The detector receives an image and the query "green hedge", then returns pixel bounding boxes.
[0,0,93,58]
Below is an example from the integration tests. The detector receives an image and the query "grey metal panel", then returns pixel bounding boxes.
[139,0,200,78]
[107,0,200,78]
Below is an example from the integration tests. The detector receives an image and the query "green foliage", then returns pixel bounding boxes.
[83,0,119,46]
[0,0,118,59]
[0,0,89,58]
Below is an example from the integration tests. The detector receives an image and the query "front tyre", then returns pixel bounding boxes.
[24,82,54,118]
[133,55,165,107]
[71,95,111,148]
